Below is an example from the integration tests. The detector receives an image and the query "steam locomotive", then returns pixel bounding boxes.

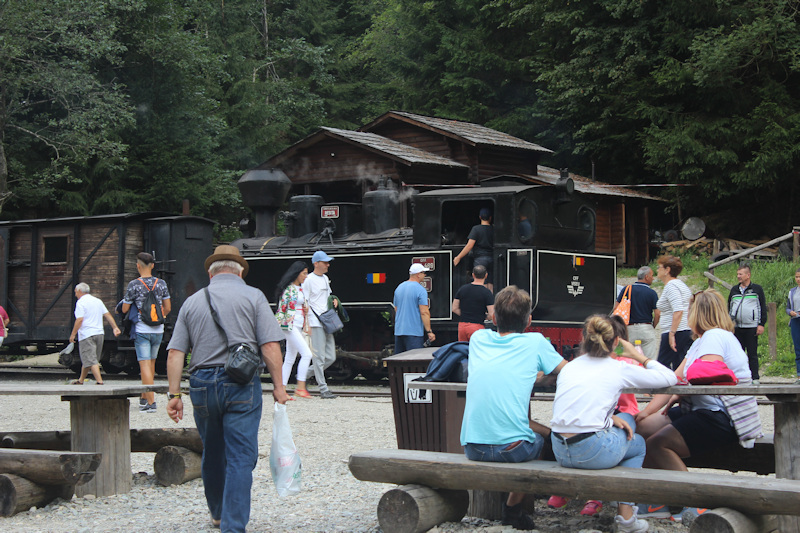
[1,166,615,379]
[231,168,617,380]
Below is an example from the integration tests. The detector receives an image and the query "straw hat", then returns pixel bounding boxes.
[204,245,249,277]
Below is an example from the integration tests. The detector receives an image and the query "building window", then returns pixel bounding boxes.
[43,236,69,264]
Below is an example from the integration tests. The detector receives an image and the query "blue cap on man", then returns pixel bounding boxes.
[312,250,334,263]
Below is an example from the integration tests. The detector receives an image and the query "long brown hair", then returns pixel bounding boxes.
[688,289,734,335]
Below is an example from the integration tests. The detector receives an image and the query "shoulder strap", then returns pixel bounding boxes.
[138,277,157,291]
[204,288,229,347]
[622,285,632,299]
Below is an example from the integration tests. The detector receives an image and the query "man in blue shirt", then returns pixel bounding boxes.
[393,263,435,353]
[461,285,566,530]
[614,266,660,358]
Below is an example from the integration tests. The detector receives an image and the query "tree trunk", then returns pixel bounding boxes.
[377,484,469,533]
[0,449,101,486]
[153,446,202,486]
[0,428,203,453]
[0,473,74,517]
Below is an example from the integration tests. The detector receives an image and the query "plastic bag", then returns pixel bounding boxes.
[269,402,302,497]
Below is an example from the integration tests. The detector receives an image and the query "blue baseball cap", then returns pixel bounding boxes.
[312,250,334,263]
[479,207,492,219]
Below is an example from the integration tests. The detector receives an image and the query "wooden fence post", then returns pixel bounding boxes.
[794,227,800,262]
[768,303,777,362]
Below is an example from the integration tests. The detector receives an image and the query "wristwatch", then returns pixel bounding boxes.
[168,392,182,400]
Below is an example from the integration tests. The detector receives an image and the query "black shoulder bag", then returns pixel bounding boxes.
[204,288,261,385]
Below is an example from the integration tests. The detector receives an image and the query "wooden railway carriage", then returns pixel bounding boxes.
[0,213,214,374]
[232,169,617,380]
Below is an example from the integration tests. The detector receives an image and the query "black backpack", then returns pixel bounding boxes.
[138,278,165,326]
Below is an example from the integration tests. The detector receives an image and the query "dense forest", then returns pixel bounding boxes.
[1,0,799,237]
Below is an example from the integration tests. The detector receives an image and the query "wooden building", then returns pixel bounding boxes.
[260,111,664,266]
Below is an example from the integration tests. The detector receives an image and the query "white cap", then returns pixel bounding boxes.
[409,263,430,275]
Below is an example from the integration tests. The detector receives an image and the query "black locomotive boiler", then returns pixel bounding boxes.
[231,169,617,380]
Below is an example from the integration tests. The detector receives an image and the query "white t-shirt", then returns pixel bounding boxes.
[75,294,108,341]
[551,354,677,434]
[684,328,751,412]
[293,288,306,329]
[657,279,692,333]
[301,273,331,328]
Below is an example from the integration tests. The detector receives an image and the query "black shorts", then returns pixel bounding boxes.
[667,406,737,457]
[657,330,693,370]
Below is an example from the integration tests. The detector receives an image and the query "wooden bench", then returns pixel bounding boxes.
[349,448,797,533]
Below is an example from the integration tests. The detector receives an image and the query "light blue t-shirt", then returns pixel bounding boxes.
[461,329,564,446]
[393,280,428,336]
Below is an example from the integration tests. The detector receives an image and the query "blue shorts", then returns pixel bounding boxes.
[135,332,163,362]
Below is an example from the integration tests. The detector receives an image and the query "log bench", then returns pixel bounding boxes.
[0,448,101,516]
[0,428,203,454]
[349,448,797,533]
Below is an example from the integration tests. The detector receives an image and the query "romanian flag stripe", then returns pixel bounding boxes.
[573,256,585,267]
[366,273,386,284]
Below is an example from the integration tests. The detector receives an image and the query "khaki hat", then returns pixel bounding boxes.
[204,245,249,277]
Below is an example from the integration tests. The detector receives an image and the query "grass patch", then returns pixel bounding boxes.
[638,253,798,378]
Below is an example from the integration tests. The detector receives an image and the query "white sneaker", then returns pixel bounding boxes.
[615,514,649,533]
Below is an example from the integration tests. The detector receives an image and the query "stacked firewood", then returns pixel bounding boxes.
[660,237,780,258]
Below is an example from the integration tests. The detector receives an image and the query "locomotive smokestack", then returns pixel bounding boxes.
[237,168,292,238]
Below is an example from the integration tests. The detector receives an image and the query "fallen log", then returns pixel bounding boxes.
[690,507,779,533]
[154,446,202,486]
[377,484,468,533]
[0,449,101,486]
[0,428,202,454]
[0,473,74,517]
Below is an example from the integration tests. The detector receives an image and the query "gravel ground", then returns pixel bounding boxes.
[0,379,781,533]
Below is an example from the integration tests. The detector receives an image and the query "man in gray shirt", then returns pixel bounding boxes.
[166,245,289,532]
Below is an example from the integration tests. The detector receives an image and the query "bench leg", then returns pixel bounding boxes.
[378,484,469,533]
[774,402,800,533]
[690,508,778,533]
[70,397,131,497]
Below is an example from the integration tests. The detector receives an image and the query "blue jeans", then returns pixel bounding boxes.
[791,318,800,376]
[134,332,162,361]
[551,413,644,505]
[395,335,424,354]
[463,434,543,463]
[190,368,263,533]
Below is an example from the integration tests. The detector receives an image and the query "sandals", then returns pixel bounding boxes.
[70,379,84,385]
[294,389,312,398]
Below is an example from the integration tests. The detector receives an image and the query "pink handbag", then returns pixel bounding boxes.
[686,359,738,386]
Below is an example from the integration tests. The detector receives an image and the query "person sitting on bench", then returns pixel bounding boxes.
[460,285,566,530]
[635,289,762,523]
[550,314,677,533]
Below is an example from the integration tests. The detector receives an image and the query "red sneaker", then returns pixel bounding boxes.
[580,500,603,516]
[547,495,569,509]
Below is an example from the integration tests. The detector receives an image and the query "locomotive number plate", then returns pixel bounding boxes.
[420,276,432,292]
[412,256,435,271]
[320,206,339,218]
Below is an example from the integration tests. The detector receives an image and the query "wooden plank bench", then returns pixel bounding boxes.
[349,448,797,533]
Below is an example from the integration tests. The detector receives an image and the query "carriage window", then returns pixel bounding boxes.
[517,199,537,243]
[43,236,69,264]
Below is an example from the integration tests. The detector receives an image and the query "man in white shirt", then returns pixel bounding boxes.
[68,283,121,384]
[302,251,339,399]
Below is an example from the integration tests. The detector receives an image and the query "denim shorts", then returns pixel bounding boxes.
[134,332,163,361]
[464,434,543,464]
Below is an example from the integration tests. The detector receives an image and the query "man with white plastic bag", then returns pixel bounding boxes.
[166,245,291,532]
[270,402,302,496]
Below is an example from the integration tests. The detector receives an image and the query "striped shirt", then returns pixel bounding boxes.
[657,279,692,333]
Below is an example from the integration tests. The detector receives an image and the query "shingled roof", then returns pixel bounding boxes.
[268,126,468,168]
[360,111,553,153]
